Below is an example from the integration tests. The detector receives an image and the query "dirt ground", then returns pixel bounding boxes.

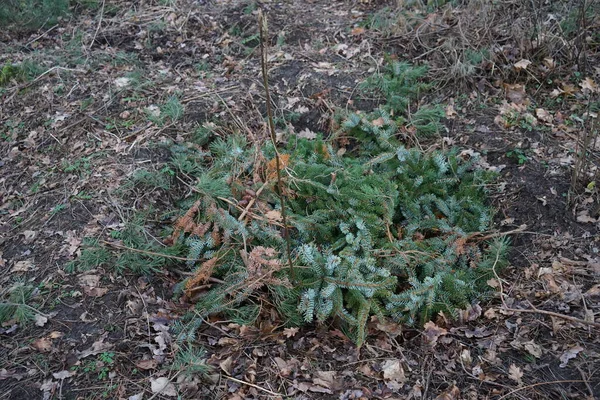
[1,0,599,399]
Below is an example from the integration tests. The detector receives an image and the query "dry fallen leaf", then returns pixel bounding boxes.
[219,356,233,375]
[559,345,583,368]
[523,340,543,358]
[77,333,113,359]
[11,260,34,273]
[434,384,459,400]
[445,104,457,118]
[283,327,299,338]
[535,108,553,123]
[265,209,282,222]
[542,57,555,69]
[78,274,100,287]
[423,321,447,347]
[514,59,532,70]
[381,359,406,390]
[135,359,158,370]
[580,77,598,93]
[577,210,597,223]
[150,377,177,397]
[371,117,385,127]
[32,337,53,352]
[313,371,339,391]
[83,286,109,297]
[34,314,49,327]
[508,364,523,384]
[298,128,317,140]
[375,317,403,337]
[351,27,365,35]
[53,370,75,380]
[503,84,528,105]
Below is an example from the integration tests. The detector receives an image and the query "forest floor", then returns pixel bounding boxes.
[1,0,600,399]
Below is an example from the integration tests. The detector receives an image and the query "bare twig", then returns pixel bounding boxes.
[238,181,269,221]
[258,10,295,281]
[101,240,190,262]
[89,0,106,50]
[224,375,282,397]
[466,225,527,242]
[497,380,585,400]
[502,304,600,328]
[23,25,58,48]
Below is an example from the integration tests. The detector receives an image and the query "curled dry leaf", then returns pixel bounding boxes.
[559,345,583,368]
[423,321,447,347]
[513,59,532,70]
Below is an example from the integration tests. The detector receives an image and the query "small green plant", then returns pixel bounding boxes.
[72,191,93,200]
[64,238,113,272]
[61,155,94,175]
[68,211,183,275]
[1,119,25,141]
[243,1,257,14]
[148,96,184,125]
[0,282,39,324]
[195,61,211,73]
[506,148,529,165]
[192,123,216,146]
[276,31,286,47]
[50,203,67,216]
[170,345,213,377]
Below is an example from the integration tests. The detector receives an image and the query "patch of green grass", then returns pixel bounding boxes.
[61,155,94,175]
[0,60,43,86]
[243,1,257,15]
[131,168,172,190]
[0,63,27,86]
[192,123,216,146]
[0,0,69,30]
[73,0,101,11]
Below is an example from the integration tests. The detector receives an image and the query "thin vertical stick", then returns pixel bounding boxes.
[258,10,296,281]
